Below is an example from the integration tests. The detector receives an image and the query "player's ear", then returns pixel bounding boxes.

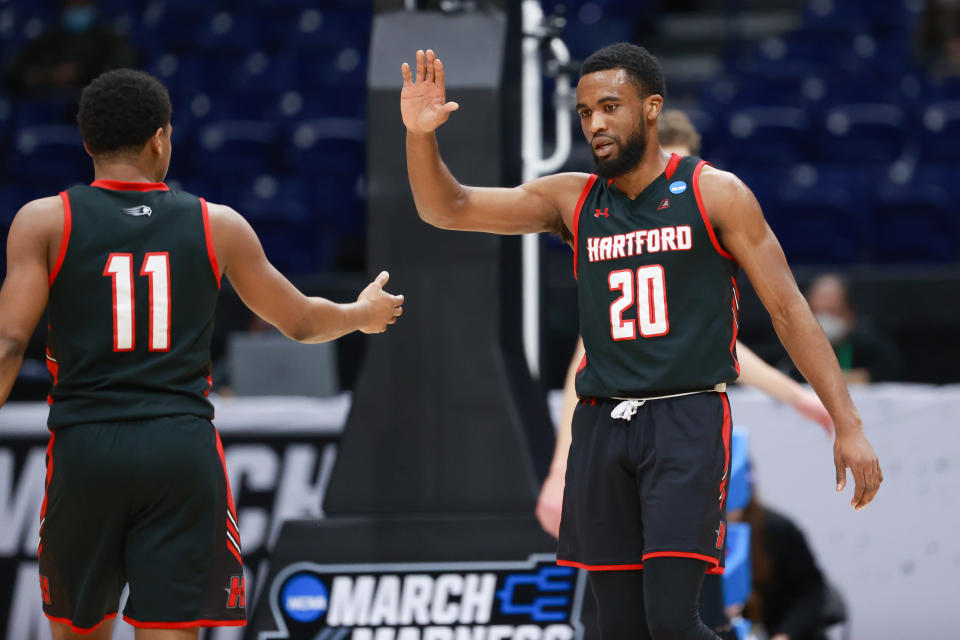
[82,140,94,158]
[645,94,663,121]
[150,127,165,155]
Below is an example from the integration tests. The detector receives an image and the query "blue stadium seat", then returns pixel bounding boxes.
[10,125,91,186]
[872,187,958,263]
[190,120,280,178]
[725,107,812,167]
[283,118,365,179]
[766,183,866,263]
[920,102,960,162]
[815,103,908,164]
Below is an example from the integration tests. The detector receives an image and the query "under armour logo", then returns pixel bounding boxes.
[658,198,670,210]
[594,208,609,218]
[225,576,245,609]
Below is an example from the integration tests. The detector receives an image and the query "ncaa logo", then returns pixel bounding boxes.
[669,181,687,195]
[281,573,329,623]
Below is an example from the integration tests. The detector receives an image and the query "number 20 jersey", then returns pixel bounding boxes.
[46,181,220,429]
[574,154,740,398]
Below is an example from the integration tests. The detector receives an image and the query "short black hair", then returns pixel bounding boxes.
[77,68,172,154]
[580,43,666,99]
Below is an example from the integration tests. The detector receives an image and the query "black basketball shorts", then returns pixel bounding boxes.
[38,415,246,633]
[557,392,732,574]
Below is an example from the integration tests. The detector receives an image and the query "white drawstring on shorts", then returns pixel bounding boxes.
[609,383,727,421]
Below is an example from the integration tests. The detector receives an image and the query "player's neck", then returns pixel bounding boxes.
[611,147,672,200]
[91,158,163,184]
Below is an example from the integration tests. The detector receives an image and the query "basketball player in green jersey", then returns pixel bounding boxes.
[0,69,404,640]
[537,109,833,541]
[400,44,881,639]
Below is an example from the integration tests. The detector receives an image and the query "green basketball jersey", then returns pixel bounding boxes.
[573,155,740,398]
[46,180,221,428]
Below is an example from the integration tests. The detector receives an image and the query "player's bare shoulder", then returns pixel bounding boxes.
[696,164,763,227]
[525,172,593,239]
[10,195,64,245]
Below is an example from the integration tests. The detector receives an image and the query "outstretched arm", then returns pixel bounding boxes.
[702,168,881,510]
[0,197,60,407]
[402,49,584,237]
[736,342,833,435]
[208,203,403,342]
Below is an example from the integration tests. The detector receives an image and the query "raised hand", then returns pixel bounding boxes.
[357,271,404,334]
[401,49,460,134]
[834,428,882,510]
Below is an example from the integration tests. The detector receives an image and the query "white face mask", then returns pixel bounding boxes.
[816,313,850,344]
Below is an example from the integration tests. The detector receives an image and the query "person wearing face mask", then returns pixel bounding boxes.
[4,0,136,100]
[793,274,903,384]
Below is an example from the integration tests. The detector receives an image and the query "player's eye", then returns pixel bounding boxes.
[604,104,618,113]
[579,110,590,119]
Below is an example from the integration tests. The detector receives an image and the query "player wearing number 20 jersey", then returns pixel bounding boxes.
[573,153,740,398]
[46,182,219,428]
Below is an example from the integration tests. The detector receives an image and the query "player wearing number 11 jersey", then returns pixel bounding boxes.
[0,69,404,640]
[401,43,881,640]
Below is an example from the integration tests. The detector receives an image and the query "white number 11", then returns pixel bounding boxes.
[103,252,171,352]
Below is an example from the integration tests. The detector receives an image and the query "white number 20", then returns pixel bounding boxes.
[608,265,669,340]
[103,253,171,352]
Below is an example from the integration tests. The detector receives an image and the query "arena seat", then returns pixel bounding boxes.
[725,107,812,167]
[920,101,960,162]
[191,120,279,177]
[815,103,908,164]
[872,187,957,263]
[11,125,90,185]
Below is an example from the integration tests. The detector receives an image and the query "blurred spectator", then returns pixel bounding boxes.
[918,0,960,79]
[4,0,136,100]
[730,491,845,640]
[784,274,903,384]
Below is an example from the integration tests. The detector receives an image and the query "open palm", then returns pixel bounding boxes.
[401,49,460,134]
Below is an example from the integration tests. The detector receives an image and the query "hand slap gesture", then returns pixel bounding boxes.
[401,49,460,134]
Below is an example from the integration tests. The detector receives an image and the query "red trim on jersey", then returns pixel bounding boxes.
[663,153,681,180]
[90,180,168,192]
[557,559,644,571]
[39,432,55,544]
[730,278,740,376]
[49,192,73,287]
[141,252,172,352]
[576,352,587,373]
[214,428,242,564]
[45,351,59,406]
[691,161,736,261]
[642,551,724,574]
[199,198,221,288]
[46,612,117,634]
[572,175,599,280]
[205,373,213,397]
[122,616,246,629]
[719,392,732,504]
[103,253,136,351]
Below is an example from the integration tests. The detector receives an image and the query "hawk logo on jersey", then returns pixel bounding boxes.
[594,208,609,218]
[658,198,670,210]
[121,205,152,217]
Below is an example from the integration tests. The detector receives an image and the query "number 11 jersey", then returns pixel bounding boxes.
[46,180,220,429]
[573,154,740,398]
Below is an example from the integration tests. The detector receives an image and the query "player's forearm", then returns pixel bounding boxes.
[549,339,583,477]
[735,341,805,405]
[0,337,27,407]
[770,298,862,434]
[405,131,469,229]
[288,298,371,344]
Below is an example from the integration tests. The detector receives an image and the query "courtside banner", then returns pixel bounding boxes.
[260,555,587,640]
